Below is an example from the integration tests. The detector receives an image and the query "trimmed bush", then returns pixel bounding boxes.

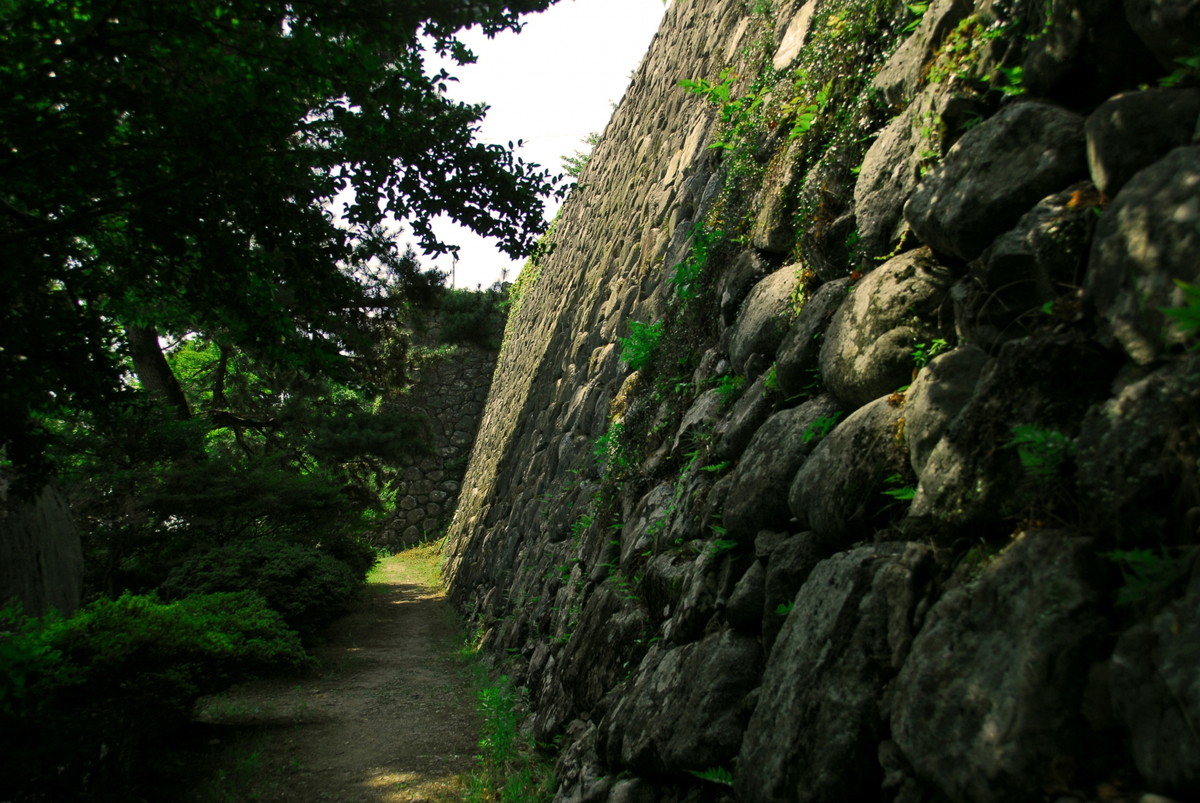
[321,532,381,582]
[0,591,308,798]
[161,538,362,638]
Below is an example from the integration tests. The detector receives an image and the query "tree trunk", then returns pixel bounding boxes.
[126,323,191,419]
[212,342,232,410]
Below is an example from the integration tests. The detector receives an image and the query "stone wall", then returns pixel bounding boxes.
[0,479,83,616]
[444,0,1200,801]
[373,321,502,551]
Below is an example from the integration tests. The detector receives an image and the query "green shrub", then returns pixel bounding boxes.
[687,766,735,787]
[670,225,722,301]
[802,411,843,444]
[438,287,506,349]
[161,539,363,639]
[619,320,663,371]
[0,592,308,799]
[560,131,600,178]
[714,374,746,405]
[320,532,380,581]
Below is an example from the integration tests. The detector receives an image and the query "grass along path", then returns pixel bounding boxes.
[189,542,479,802]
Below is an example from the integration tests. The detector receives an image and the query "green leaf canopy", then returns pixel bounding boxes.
[0,0,562,469]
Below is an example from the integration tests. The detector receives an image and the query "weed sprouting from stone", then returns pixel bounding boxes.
[1102,547,1194,608]
[1004,425,1075,478]
[619,320,663,371]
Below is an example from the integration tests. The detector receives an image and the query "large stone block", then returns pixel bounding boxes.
[906,333,1114,543]
[738,543,934,803]
[728,266,800,372]
[871,0,973,107]
[820,247,955,410]
[954,182,1098,351]
[905,101,1088,262]
[1085,146,1200,365]
[854,89,981,259]
[1111,567,1200,796]
[1086,88,1200,195]
[1077,355,1200,542]
[773,276,849,401]
[789,395,910,545]
[760,531,830,656]
[1124,0,1200,66]
[723,394,842,538]
[903,345,988,476]
[599,629,762,776]
[892,531,1110,803]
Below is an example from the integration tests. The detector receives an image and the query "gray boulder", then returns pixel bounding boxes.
[1020,0,1162,101]
[854,89,982,259]
[719,250,771,327]
[871,0,974,107]
[1086,88,1200,195]
[905,101,1088,262]
[907,333,1114,542]
[738,543,934,803]
[854,100,924,261]
[724,559,765,633]
[1124,0,1200,67]
[820,247,955,410]
[760,532,830,655]
[892,531,1110,803]
[775,277,850,400]
[660,546,731,645]
[621,481,676,564]
[671,388,725,458]
[789,395,911,545]
[954,182,1099,350]
[599,629,762,776]
[714,371,774,461]
[1077,356,1200,542]
[533,585,653,743]
[903,345,989,476]
[636,551,695,633]
[795,158,861,281]
[1111,563,1200,796]
[722,394,842,539]
[752,140,803,254]
[1086,146,1200,365]
[729,265,799,372]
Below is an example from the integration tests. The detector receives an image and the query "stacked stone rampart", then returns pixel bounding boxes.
[444,0,1200,800]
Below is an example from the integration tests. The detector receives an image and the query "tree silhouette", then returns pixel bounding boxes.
[1,0,563,473]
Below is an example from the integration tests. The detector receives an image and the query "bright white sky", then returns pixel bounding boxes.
[419,0,668,290]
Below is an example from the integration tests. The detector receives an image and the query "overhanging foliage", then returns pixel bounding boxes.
[0,0,564,471]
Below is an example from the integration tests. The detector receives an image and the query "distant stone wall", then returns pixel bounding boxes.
[0,479,83,616]
[373,328,501,551]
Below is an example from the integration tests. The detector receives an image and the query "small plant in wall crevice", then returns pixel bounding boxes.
[1102,547,1196,608]
[619,320,663,372]
[686,766,734,787]
[882,472,917,501]
[1004,424,1075,478]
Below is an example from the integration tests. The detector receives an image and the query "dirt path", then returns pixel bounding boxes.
[193,545,479,802]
